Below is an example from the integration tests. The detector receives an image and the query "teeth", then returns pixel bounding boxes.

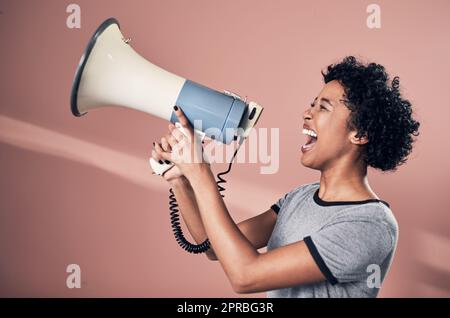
[302,129,318,138]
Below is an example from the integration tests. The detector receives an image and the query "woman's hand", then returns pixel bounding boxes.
[152,106,210,181]
[151,129,184,183]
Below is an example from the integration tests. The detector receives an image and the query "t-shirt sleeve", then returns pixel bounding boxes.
[270,193,289,214]
[304,219,393,284]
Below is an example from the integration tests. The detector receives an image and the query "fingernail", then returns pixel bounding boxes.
[153,142,155,146]
[173,105,178,111]
[164,160,171,164]
[158,160,164,164]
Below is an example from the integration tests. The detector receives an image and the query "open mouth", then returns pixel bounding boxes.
[301,128,318,153]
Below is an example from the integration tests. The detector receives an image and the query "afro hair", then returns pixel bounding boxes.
[322,56,420,171]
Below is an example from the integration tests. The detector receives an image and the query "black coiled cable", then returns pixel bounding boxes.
[168,145,241,254]
[168,188,211,254]
[216,148,238,198]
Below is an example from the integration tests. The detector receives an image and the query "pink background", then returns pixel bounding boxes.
[0,0,449,297]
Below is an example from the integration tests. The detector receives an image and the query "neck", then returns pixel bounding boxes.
[318,158,377,201]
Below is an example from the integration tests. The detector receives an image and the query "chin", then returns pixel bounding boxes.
[301,155,318,170]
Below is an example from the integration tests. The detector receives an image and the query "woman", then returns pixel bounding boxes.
[151,56,420,297]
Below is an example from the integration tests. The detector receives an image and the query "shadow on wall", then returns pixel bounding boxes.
[413,230,450,297]
[0,114,275,219]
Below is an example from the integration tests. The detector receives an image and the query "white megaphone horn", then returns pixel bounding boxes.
[70,18,263,176]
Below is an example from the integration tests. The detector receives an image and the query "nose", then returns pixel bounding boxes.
[303,107,312,121]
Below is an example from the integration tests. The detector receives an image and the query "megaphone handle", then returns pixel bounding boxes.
[149,123,206,176]
[149,157,174,176]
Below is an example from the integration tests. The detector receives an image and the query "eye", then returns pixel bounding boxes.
[320,105,328,111]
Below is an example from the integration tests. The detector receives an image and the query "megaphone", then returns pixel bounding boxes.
[70,18,263,176]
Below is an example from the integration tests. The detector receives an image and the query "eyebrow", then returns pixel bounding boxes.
[320,98,334,107]
[339,98,351,106]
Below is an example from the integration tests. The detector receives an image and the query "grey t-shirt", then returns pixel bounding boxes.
[267,182,398,298]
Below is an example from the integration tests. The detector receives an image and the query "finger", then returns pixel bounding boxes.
[161,136,171,152]
[151,145,165,164]
[154,142,172,164]
[168,123,185,142]
[171,126,185,142]
[166,134,178,148]
[168,123,176,132]
[173,106,194,135]
[151,149,160,161]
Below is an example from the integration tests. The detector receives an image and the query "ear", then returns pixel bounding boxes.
[349,131,369,145]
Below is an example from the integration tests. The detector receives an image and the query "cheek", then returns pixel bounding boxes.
[321,112,349,139]
[317,122,350,153]
[317,114,343,140]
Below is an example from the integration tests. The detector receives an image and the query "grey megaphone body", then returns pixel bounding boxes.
[71,18,263,176]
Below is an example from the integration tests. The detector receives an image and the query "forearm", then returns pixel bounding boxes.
[169,176,217,260]
[187,165,259,286]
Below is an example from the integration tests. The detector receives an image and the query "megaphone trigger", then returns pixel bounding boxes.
[149,157,174,176]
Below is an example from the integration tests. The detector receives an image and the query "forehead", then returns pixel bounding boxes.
[318,80,346,103]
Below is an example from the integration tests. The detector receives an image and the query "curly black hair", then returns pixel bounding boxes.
[322,56,420,171]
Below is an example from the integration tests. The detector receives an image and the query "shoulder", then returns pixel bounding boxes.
[331,203,399,248]
[287,181,320,198]
[337,202,398,229]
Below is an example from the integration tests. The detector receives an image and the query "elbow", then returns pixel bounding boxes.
[231,256,261,294]
[231,273,255,294]
[232,283,248,294]
[232,281,254,294]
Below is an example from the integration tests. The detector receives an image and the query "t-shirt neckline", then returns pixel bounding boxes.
[313,188,390,208]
